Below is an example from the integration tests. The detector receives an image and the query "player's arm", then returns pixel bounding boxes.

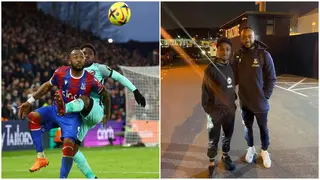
[97,64,136,91]
[262,51,276,99]
[97,64,146,107]
[100,88,111,124]
[91,77,111,124]
[201,65,215,114]
[31,68,61,101]
[31,81,54,100]
[18,81,53,119]
[231,52,239,86]
[18,69,59,119]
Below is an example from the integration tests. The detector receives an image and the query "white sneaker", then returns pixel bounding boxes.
[245,146,256,163]
[261,150,271,168]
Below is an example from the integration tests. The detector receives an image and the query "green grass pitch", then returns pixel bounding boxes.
[2,146,159,178]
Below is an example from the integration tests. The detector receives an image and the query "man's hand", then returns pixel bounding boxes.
[133,89,146,107]
[18,102,32,119]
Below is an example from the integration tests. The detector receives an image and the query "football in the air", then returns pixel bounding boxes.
[108,2,131,26]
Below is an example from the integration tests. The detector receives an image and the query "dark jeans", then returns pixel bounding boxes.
[207,108,235,162]
[241,106,269,150]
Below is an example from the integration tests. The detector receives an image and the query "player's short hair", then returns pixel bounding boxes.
[80,43,96,56]
[217,37,232,48]
[69,47,84,56]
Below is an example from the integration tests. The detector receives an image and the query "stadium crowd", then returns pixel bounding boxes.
[2,4,156,121]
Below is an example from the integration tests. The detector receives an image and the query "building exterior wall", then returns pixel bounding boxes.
[297,13,318,34]
[247,15,290,38]
[222,13,291,75]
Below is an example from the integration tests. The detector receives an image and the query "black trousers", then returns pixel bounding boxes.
[207,108,235,162]
[241,106,269,150]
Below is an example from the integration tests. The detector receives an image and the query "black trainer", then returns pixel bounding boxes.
[208,165,216,178]
[221,156,236,171]
[94,177,98,179]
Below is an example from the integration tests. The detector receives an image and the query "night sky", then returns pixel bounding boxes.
[113,2,159,42]
[38,2,159,42]
[161,2,318,29]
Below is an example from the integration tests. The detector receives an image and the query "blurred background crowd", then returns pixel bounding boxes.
[2,3,158,121]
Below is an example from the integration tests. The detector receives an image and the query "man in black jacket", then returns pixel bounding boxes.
[201,37,237,178]
[232,27,276,168]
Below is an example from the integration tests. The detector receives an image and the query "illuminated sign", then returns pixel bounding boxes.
[226,24,240,38]
[160,39,216,48]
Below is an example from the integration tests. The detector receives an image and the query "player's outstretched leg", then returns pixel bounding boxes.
[28,112,49,172]
[60,138,76,178]
[55,93,91,116]
[73,144,97,178]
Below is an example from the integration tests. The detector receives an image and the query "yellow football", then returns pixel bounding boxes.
[108,2,131,26]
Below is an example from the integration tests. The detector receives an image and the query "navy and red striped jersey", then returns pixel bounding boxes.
[50,66,104,103]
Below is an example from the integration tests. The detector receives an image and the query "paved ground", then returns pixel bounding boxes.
[161,61,319,178]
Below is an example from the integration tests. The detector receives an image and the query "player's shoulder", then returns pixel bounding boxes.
[98,63,113,71]
[54,66,70,76]
[95,63,112,73]
[233,50,242,56]
[85,63,100,71]
[205,62,215,71]
[85,72,101,85]
[89,63,100,68]
[85,70,95,78]
[204,62,219,78]
[55,66,70,72]
[95,63,109,68]
[84,70,99,81]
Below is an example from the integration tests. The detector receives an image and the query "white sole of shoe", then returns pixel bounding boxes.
[245,156,254,163]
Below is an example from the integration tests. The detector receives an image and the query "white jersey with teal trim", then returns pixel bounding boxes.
[79,63,137,142]
[84,63,112,102]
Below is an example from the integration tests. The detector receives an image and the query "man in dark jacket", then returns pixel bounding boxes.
[232,27,276,168]
[201,37,237,178]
